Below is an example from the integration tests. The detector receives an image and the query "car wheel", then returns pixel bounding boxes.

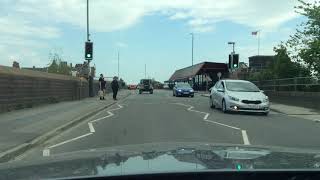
[222,99,228,113]
[190,95,194,98]
[263,112,269,116]
[150,91,153,94]
[139,90,142,94]
[210,96,215,109]
[173,92,175,96]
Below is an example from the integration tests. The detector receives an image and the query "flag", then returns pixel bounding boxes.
[252,31,258,36]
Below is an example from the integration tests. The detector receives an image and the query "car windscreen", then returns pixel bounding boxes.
[141,80,150,85]
[225,81,260,92]
[176,84,191,88]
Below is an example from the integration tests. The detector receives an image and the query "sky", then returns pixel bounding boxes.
[0,0,312,84]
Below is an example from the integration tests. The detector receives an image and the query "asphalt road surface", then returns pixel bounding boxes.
[18,90,320,161]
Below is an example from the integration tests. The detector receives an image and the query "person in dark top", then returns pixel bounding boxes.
[99,74,106,100]
[111,76,119,100]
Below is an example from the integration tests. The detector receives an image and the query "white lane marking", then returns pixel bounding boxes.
[241,130,251,145]
[47,132,93,149]
[188,106,207,115]
[43,149,50,157]
[43,104,124,156]
[172,103,190,107]
[204,113,209,120]
[88,122,95,133]
[203,119,240,130]
[173,102,251,146]
[90,111,114,123]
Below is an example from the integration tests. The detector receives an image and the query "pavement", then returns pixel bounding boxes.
[0,90,131,162]
[12,89,320,162]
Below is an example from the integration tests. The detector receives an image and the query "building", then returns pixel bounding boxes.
[22,66,48,72]
[249,55,275,71]
[168,61,229,91]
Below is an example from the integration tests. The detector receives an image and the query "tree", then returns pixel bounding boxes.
[47,52,71,75]
[48,59,58,73]
[287,0,320,75]
[272,44,310,78]
[248,45,310,81]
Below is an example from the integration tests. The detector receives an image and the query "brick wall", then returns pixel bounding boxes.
[0,66,89,113]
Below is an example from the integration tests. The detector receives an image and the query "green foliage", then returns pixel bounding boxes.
[48,60,58,73]
[287,0,320,75]
[47,53,71,75]
[248,45,310,81]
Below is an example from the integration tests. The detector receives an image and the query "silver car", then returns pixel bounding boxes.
[209,79,270,115]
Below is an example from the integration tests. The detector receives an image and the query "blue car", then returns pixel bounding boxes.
[173,83,194,97]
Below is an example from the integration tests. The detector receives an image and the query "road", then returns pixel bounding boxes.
[19,90,320,160]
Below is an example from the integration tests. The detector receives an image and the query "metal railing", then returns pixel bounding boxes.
[252,76,320,92]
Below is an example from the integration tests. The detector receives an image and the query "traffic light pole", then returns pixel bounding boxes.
[86,0,94,97]
[87,0,90,42]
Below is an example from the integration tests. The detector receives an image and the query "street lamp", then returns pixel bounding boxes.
[228,42,235,53]
[190,33,194,67]
[190,33,194,87]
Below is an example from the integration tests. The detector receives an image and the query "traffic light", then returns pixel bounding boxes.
[85,41,93,60]
[233,54,239,68]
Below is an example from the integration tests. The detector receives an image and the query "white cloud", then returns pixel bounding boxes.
[3,0,306,33]
[0,0,310,68]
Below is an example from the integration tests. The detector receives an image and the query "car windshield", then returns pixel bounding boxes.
[225,81,260,92]
[176,83,191,88]
[1,0,320,179]
[141,80,150,84]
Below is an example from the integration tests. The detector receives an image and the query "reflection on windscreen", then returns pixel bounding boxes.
[226,82,260,92]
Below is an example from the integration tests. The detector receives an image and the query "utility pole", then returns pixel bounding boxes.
[117,51,120,78]
[190,33,194,87]
[190,33,194,67]
[145,64,147,79]
[258,30,261,56]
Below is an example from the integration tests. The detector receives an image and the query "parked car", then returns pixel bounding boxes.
[139,79,153,94]
[173,83,194,97]
[209,79,269,115]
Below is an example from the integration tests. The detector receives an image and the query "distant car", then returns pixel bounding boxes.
[139,79,153,94]
[209,79,269,115]
[173,83,194,97]
[128,84,137,90]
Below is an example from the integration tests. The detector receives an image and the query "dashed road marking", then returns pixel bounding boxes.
[173,102,251,146]
[241,130,251,145]
[88,122,95,133]
[204,113,209,120]
[203,119,240,130]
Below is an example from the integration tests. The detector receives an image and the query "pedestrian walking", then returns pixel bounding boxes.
[111,76,119,100]
[99,74,106,100]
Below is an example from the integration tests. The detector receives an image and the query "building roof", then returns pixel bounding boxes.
[169,61,228,81]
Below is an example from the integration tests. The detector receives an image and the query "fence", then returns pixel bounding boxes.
[252,76,320,92]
